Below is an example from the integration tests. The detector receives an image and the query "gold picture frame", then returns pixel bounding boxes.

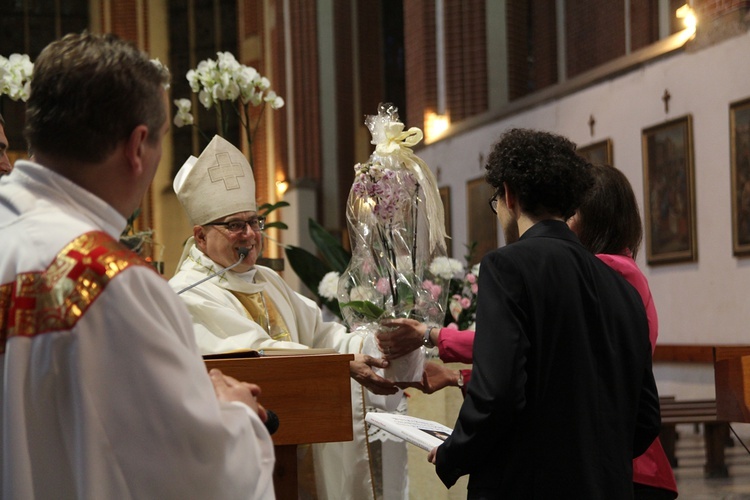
[466,177,497,266]
[730,97,750,256]
[642,115,697,265]
[578,138,613,166]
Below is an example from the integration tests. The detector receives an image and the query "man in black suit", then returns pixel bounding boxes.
[432,128,660,498]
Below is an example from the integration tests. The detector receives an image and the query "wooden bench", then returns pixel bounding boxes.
[650,345,750,477]
[659,397,730,478]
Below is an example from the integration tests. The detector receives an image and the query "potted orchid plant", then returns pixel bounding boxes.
[172,51,284,172]
[336,103,450,390]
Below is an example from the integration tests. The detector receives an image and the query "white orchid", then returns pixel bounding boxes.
[0,53,33,102]
[173,98,194,127]
[178,52,282,113]
[174,51,284,166]
[264,91,284,110]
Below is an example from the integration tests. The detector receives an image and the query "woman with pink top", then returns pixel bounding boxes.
[568,163,677,499]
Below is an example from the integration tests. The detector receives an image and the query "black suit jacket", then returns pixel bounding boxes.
[436,220,660,498]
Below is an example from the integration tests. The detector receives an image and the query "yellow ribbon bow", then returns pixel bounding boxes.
[374,122,424,156]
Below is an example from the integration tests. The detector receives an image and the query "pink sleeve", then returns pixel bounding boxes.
[437,328,475,364]
[460,369,472,397]
[596,253,658,352]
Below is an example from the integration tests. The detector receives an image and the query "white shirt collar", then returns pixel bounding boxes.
[13,160,127,239]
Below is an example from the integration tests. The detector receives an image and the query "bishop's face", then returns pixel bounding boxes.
[194,210,264,273]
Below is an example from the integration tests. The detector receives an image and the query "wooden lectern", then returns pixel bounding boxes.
[205,353,354,499]
[714,346,750,422]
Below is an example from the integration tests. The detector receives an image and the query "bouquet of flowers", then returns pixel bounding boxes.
[428,252,480,331]
[337,103,449,393]
[0,53,33,102]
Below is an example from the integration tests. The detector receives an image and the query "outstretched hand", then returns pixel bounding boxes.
[350,353,399,395]
[209,368,268,422]
[395,361,461,394]
[377,318,425,359]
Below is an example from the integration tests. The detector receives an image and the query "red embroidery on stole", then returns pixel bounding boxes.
[0,231,154,353]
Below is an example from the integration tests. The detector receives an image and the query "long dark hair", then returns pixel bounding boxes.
[575,164,643,259]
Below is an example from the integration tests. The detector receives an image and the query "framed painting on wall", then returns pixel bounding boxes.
[577,138,613,166]
[642,115,697,265]
[439,186,453,257]
[730,97,750,256]
[466,177,497,266]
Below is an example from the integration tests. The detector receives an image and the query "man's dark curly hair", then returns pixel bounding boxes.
[485,128,594,220]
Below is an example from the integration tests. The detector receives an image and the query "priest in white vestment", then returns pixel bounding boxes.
[169,135,403,500]
[1,33,275,499]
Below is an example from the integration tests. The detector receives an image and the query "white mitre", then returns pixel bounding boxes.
[173,135,257,225]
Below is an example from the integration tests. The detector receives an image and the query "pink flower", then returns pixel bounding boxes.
[471,283,478,294]
[449,300,463,321]
[466,273,476,284]
[421,280,442,300]
[460,297,472,309]
[376,277,391,295]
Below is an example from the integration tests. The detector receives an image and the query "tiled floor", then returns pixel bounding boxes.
[673,424,750,499]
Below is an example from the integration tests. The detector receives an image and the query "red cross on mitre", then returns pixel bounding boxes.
[208,152,245,190]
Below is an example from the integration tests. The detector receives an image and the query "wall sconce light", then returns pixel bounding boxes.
[425,112,450,143]
[676,4,697,32]
[276,179,289,196]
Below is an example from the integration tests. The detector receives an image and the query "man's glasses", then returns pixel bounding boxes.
[489,193,499,214]
[206,216,266,233]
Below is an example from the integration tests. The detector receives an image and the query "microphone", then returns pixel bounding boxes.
[177,247,250,295]
[264,409,280,435]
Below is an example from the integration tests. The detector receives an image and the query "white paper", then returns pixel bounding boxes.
[365,412,453,452]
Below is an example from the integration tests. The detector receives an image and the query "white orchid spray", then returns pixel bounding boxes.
[0,53,33,102]
[173,51,284,168]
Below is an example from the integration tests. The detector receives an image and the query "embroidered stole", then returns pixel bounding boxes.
[1,231,153,353]
[230,290,292,342]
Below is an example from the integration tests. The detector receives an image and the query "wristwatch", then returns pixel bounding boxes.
[457,371,464,388]
[423,326,436,348]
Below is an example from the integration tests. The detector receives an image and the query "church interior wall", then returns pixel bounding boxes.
[415,30,750,400]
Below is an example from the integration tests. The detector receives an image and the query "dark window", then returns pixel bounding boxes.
[0,0,88,150]
[382,0,406,125]
[168,0,239,177]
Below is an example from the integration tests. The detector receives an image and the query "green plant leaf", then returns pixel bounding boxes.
[396,281,415,309]
[264,221,289,230]
[339,300,385,320]
[258,201,291,215]
[284,245,341,317]
[309,218,351,273]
